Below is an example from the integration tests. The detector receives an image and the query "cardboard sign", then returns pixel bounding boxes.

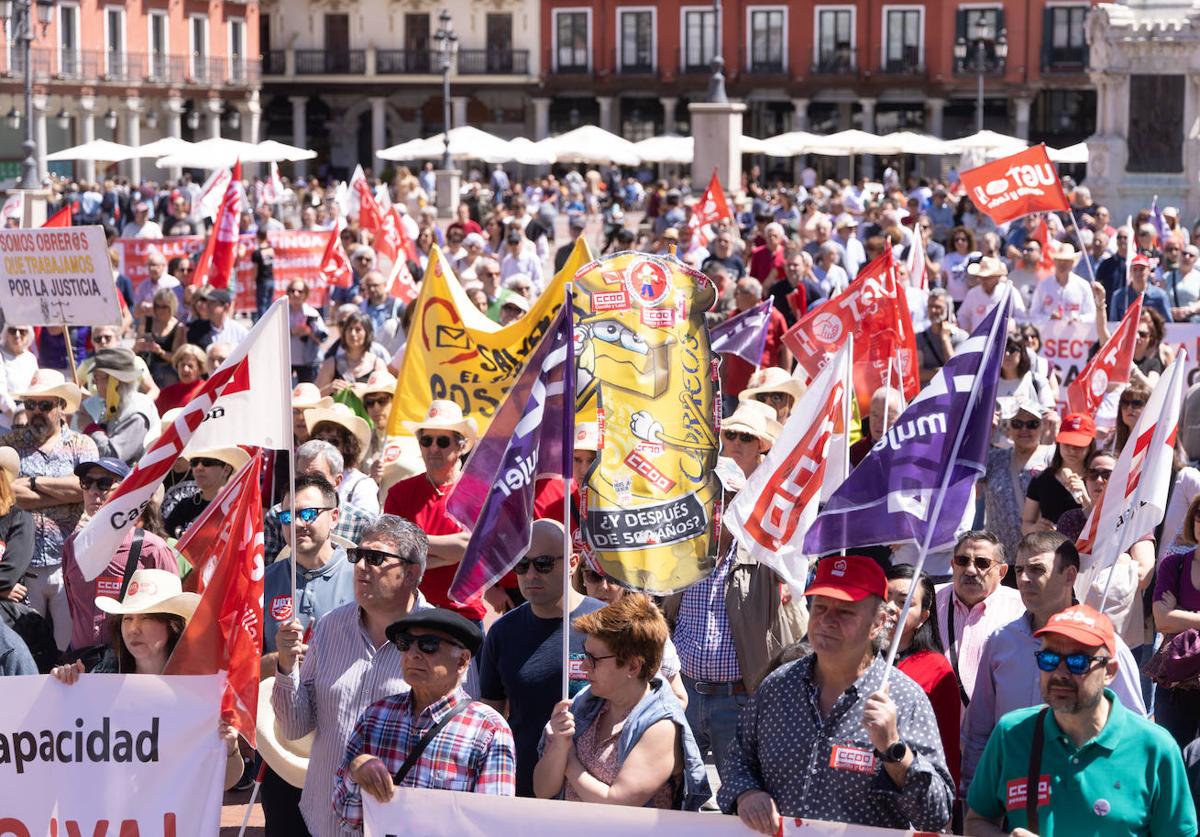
[0,226,122,325]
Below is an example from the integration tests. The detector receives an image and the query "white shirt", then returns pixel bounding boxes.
[1029,272,1096,323]
[210,318,250,347]
[957,281,1028,333]
[120,220,163,239]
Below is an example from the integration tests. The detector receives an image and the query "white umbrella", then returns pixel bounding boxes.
[129,137,196,159]
[46,139,136,162]
[377,126,514,164]
[761,131,824,157]
[942,130,1027,155]
[545,126,641,166]
[632,135,692,164]
[805,130,904,156]
[884,131,959,156]
[505,137,557,166]
[1047,142,1089,164]
[739,135,771,155]
[255,140,318,162]
[155,137,264,169]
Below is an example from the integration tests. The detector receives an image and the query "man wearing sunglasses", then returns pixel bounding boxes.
[962,532,1146,793]
[966,603,1193,836]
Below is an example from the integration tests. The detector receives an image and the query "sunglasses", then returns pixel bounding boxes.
[419,434,454,449]
[723,430,757,443]
[1121,398,1146,409]
[952,554,997,572]
[275,506,335,525]
[6,328,29,337]
[1034,649,1109,675]
[1088,468,1113,481]
[190,457,229,469]
[20,399,59,412]
[392,633,463,654]
[364,396,392,409]
[348,546,411,567]
[513,554,559,575]
[755,392,791,405]
[79,475,118,491]
[1005,344,1022,355]
[1010,418,1042,430]
[582,649,616,666]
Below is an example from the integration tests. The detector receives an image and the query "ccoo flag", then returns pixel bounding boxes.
[804,290,1010,555]
[709,300,773,367]
[446,298,574,603]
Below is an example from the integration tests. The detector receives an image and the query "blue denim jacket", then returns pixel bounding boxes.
[569,677,712,811]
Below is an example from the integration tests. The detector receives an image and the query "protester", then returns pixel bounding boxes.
[134,288,186,388]
[0,446,32,601]
[154,344,208,414]
[719,400,780,478]
[917,288,967,384]
[287,279,329,384]
[850,387,904,467]
[83,348,160,464]
[163,447,249,538]
[1023,412,1096,532]
[0,324,37,432]
[304,402,379,515]
[738,366,804,424]
[0,618,36,674]
[353,372,396,482]
[1151,511,1200,750]
[316,310,388,395]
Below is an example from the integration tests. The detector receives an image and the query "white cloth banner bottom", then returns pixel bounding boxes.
[365,788,918,837]
[0,673,226,835]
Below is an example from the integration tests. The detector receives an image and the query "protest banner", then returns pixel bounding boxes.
[386,239,590,438]
[0,226,122,326]
[365,788,918,837]
[1067,296,1141,416]
[959,145,1070,225]
[3,673,226,835]
[573,251,720,594]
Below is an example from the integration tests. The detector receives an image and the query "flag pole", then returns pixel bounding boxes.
[287,308,299,613]
[879,353,894,437]
[880,286,1012,688]
[236,761,268,837]
[841,334,854,559]
[561,284,575,703]
[1066,210,1097,284]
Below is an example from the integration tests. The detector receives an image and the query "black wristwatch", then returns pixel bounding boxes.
[28,476,39,494]
[879,740,909,764]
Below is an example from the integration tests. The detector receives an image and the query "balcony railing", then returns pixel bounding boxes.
[377,49,434,74]
[0,48,258,86]
[880,57,926,75]
[812,49,856,74]
[457,49,528,75]
[1042,45,1088,72]
[295,49,365,74]
[263,50,286,75]
[554,60,590,75]
[749,57,786,74]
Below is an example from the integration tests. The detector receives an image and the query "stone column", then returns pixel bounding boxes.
[242,92,262,144]
[859,97,877,133]
[791,98,809,132]
[838,101,853,130]
[659,96,678,133]
[689,101,746,193]
[597,96,614,133]
[164,96,185,182]
[451,96,469,129]
[78,95,96,184]
[926,97,946,137]
[206,97,223,139]
[125,97,142,183]
[370,96,387,158]
[33,94,47,184]
[290,96,308,178]
[1014,96,1032,141]
[532,97,551,140]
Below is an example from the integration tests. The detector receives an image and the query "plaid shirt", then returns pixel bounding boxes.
[263,500,376,563]
[673,547,741,682]
[334,688,516,831]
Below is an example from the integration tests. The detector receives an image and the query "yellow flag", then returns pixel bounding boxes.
[386,239,593,438]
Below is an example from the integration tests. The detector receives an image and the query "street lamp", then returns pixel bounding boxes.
[0,0,54,189]
[54,107,68,129]
[433,8,458,170]
[103,108,118,131]
[954,22,1007,133]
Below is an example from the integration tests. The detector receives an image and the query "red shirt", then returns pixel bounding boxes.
[897,650,961,789]
[748,244,785,282]
[719,306,789,396]
[384,474,485,621]
[155,379,208,415]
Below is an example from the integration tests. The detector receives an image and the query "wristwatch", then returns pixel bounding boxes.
[879,740,909,764]
[28,476,39,494]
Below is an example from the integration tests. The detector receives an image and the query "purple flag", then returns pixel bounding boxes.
[803,291,1011,554]
[446,299,574,603]
[1150,195,1167,244]
[710,300,772,366]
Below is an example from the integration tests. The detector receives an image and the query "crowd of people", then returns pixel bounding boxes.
[2,158,1200,837]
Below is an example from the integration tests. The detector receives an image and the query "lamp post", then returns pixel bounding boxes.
[954,22,1007,134]
[433,8,458,171]
[1,0,54,189]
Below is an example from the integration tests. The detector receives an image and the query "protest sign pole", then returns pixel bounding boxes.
[880,286,1011,687]
[561,284,575,702]
[1066,210,1097,284]
[841,334,854,559]
[288,351,298,609]
[236,762,268,837]
[879,354,894,436]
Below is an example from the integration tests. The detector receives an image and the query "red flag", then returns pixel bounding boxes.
[783,245,919,412]
[687,169,733,249]
[385,255,419,303]
[354,178,402,264]
[164,451,265,746]
[318,229,354,289]
[389,205,419,264]
[1067,295,1142,416]
[1032,217,1056,272]
[196,161,243,289]
[41,205,72,227]
[959,145,1070,225]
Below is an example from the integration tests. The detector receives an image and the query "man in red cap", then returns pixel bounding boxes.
[1111,252,1174,323]
[966,603,1194,836]
[718,554,953,834]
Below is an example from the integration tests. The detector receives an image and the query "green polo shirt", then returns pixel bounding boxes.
[967,689,1196,835]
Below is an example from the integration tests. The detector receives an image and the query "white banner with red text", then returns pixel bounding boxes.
[1035,320,1200,395]
[364,788,918,837]
[0,673,226,836]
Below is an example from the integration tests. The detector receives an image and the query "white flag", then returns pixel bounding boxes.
[197,167,233,220]
[1,192,24,224]
[262,161,285,205]
[724,341,851,594]
[72,299,292,580]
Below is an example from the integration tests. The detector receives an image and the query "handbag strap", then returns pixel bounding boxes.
[945,600,972,707]
[392,699,472,786]
[118,528,145,601]
[1025,706,1050,834]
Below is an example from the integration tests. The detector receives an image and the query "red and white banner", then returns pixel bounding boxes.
[197,167,233,220]
[1066,295,1141,416]
[166,453,265,746]
[959,145,1070,225]
[4,673,226,834]
[72,300,291,580]
[687,170,733,251]
[319,228,355,289]
[194,162,243,290]
[725,341,850,594]
[365,788,917,837]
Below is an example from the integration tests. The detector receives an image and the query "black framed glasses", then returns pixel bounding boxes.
[191,457,229,469]
[419,434,454,449]
[20,399,59,412]
[514,555,559,575]
[1034,650,1109,675]
[79,476,118,492]
[348,547,412,567]
[723,430,756,443]
[1121,399,1146,409]
[952,554,997,572]
[582,649,616,666]
[364,396,392,409]
[275,506,335,526]
[1088,468,1113,481]
[393,633,463,654]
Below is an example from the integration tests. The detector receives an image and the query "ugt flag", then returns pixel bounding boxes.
[194,161,243,289]
[959,145,1069,225]
[446,300,574,603]
[1067,294,1141,416]
[804,291,1010,555]
[709,300,772,366]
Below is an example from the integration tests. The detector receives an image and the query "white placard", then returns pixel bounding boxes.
[0,226,122,326]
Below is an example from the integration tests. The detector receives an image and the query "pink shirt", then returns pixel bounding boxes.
[934,583,1025,705]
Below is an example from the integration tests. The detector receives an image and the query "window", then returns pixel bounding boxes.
[59,4,79,77]
[748,8,785,72]
[955,7,1004,69]
[883,8,923,73]
[190,16,208,81]
[618,9,654,72]
[229,19,245,81]
[682,9,716,73]
[149,12,168,78]
[815,7,854,72]
[104,7,125,78]
[1043,6,1087,70]
[554,10,590,73]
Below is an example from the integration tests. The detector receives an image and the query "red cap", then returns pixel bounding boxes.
[1034,604,1116,656]
[1129,253,1153,269]
[1056,412,1096,447]
[804,555,888,602]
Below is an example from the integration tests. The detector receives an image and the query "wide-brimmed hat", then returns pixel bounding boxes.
[574,422,600,452]
[967,256,1008,280]
[95,568,200,620]
[15,369,82,413]
[351,371,398,400]
[305,403,373,452]
[256,676,312,789]
[0,447,18,481]
[186,446,251,472]
[739,367,806,405]
[1052,243,1081,263]
[497,289,530,314]
[721,400,782,444]
[292,383,333,411]
[401,400,479,450]
[91,348,142,383]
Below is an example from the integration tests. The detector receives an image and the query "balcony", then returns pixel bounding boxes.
[295,49,365,75]
[377,50,435,74]
[880,57,926,75]
[812,49,856,75]
[457,49,528,75]
[1042,45,1088,73]
[1,48,258,86]
[263,50,286,75]
[748,58,786,74]
[553,60,590,75]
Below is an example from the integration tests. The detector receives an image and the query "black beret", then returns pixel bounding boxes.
[386,607,483,657]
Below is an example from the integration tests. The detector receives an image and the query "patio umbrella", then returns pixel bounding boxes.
[942,130,1027,155]
[739,135,772,155]
[377,126,514,164]
[544,126,641,166]
[805,130,904,156]
[254,140,318,162]
[129,137,196,159]
[505,137,557,166]
[154,137,263,169]
[632,135,692,164]
[1046,142,1089,164]
[46,139,136,162]
[760,131,825,157]
[883,131,959,156]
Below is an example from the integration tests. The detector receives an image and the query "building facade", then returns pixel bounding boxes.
[0,0,261,184]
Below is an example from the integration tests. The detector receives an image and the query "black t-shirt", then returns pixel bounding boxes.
[477,597,604,796]
[1025,467,1081,524]
[163,494,211,539]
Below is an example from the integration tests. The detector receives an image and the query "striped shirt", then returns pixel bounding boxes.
[272,595,430,837]
[673,549,741,682]
[334,688,516,831]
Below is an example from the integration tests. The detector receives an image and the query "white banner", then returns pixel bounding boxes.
[365,788,918,837]
[1,673,226,835]
[1037,320,1200,391]
[0,226,122,326]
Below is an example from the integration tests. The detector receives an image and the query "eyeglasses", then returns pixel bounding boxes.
[419,434,454,449]
[1005,344,1022,355]
[348,546,412,567]
[755,392,791,405]
[392,633,463,654]
[1034,649,1110,675]
[5,328,29,337]
[513,554,559,575]
[1136,330,1152,339]
[79,475,118,492]
[353,255,374,262]
[364,396,392,409]
[952,554,997,572]
[1010,418,1042,430]
[20,399,59,412]
[723,430,757,443]
[275,506,335,525]
[190,457,228,469]
[1087,468,1113,481]
[1121,398,1146,409]
[582,649,617,666]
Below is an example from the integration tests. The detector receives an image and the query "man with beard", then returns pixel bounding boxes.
[965,604,1194,836]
